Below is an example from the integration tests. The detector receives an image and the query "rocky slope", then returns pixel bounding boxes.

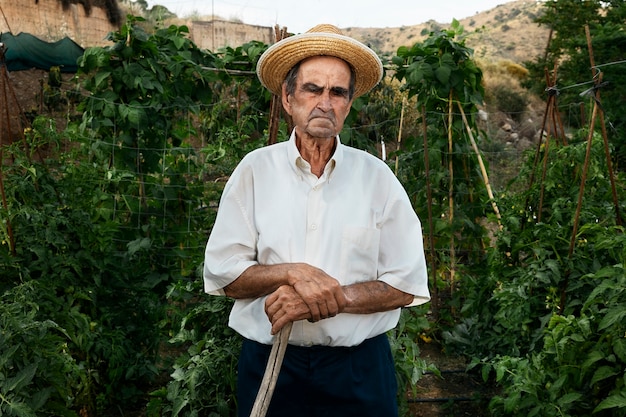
[345,0,550,63]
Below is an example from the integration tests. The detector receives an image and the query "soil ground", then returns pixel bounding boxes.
[409,342,496,417]
[1,67,78,151]
[5,68,56,113]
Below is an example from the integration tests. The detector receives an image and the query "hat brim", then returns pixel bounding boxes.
[256,32,383,98]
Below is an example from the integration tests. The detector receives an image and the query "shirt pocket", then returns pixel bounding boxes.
[339,227,380,285]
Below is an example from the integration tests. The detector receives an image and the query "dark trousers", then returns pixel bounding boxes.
[237,333,399,417]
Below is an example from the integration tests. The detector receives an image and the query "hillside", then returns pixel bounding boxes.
[344,0,550,63]
[154,0,550,64]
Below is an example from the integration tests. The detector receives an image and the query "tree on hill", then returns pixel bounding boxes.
[524,0,626,165]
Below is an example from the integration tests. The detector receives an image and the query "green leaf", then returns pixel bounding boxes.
[557,392,582,407]
[173,36,186,50]
[582,350,606,370]
[481,363,491,382]
[613,338,626,363]
[599,309,626,331]
[4,363,37,392]
[171,396,189,417]
[395,45,410,58]
[593,391,626,412]
[590,366,619,387]
[94,71,111,89]
[5,401,37,417]
[451,18,461,31]
[30,388,52,411]
[569,333,585,342]
[127,237,152,256]
[126,105,145,126]
[495,362,506,382]
[435,64,452,85]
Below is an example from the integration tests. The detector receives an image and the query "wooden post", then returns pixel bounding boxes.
[267,25,290,146]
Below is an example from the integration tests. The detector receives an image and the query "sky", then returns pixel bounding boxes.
[143,0,519,34]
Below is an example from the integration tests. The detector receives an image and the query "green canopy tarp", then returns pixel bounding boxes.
[0,32,84,72]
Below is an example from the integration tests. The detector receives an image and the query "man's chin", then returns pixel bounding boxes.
[305,123,339,139]
[307,131,337,140]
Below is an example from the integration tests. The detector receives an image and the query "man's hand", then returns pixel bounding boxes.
[285,264,347,323]
[263,264,347,334]
[265,285,311,334]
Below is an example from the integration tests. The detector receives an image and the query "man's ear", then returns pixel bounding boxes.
[281,84,292,116]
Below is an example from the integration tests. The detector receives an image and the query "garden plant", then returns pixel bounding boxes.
[1,3,625,416]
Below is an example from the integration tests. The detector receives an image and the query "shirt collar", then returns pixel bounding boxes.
[287,130,344,173]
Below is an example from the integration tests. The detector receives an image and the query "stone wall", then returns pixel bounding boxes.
[0,0,116,47]
[190,20,274,51]
[0,1,275,51]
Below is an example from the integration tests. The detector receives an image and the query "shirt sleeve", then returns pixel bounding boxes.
[203,162,258,295]
[377,181,431,307]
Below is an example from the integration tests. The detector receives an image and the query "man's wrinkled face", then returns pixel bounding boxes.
[282,56,354,140]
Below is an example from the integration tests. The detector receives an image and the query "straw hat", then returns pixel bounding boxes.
[256,24,383,98]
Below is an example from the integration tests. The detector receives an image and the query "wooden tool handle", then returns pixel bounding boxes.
[249,322,293,417]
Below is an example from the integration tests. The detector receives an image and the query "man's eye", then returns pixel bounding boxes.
[302,84,323,93]
[331,88,349,98]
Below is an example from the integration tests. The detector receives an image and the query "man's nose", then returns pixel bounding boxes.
[316,90,333,110]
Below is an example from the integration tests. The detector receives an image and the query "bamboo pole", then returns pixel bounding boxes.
[584,25,622,227]
[525,63,565,227]
[596,98,622,227]
[0,50,16,256]
[394,95,406,175]
[0,154,14,256]
[567,26,623,256]
[538,68,561,223]
[528,67,556,194]
[457,103,502,226]
[447,93,456,300]
[560,25,605,312]
[421,105,438,318]
[568,102,596,258]
[537,129,551,224]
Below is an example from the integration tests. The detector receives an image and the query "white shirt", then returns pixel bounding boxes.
[203,132,430,347]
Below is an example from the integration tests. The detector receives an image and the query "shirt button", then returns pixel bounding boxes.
[310,224,317,230]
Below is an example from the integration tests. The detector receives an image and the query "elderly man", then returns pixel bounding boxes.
[203,23,430,417]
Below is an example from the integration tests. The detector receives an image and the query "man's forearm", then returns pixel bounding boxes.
[223,264,292,299]
[342,281,413,314]
[226,264,411,320]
